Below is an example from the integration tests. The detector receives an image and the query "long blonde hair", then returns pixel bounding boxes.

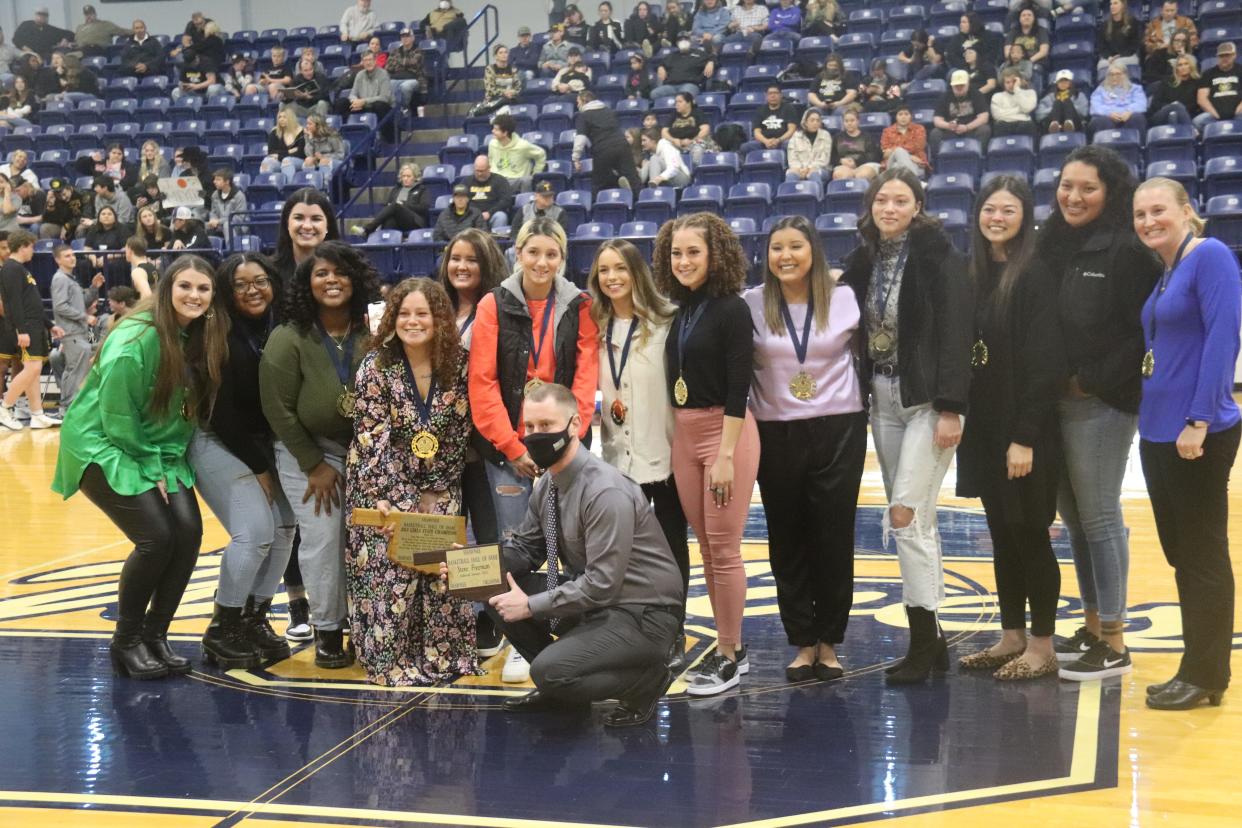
[587,238,675,346]
[1135,176,1206,237]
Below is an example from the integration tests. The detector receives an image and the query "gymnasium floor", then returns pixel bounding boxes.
[0,424,1238,827]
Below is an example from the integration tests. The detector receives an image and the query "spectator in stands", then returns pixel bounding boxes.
[859,75,900,116]
[121,20,166,79]
[540,25,572,76]
[640,126,691,188]
[135,205,172,250]
[786,108,833,182]
[82,206,131,266]
[387,27,427,114]
[831,105,881,180]
[998,42,1034,84]
[352,163,430,236]
[691,0,732,50]
[184,11,212,45]
[224,53,259,99]
[42,179,85,241]
[75,5,129,57]
[364,36,388,69]
[551,48,593,101]
[138,141,171,181]
[661,1,690,48]
[101,285,138,331]
[724,0,769,48]
[340,0,377,43]
[767,0,802,40]
[0,176,21,235]
[208,169,248,244]
[184,21,226,72]
[947,13,1001,70]
[72,144,137,192]
[930,70,991,155]
[301,114,347,177]
[662,91,717,165]
[753,85,799,149]
[804,0,846,39]
[574,89,642,194]
[624,3,662,54]
[131,176,167,222]
[490,113,547,193]
[650,38,714,99]
[0,28,19,72]
[1036,68,1088,132]
[626,53,652,99]
[1006,8,1049,70]
[12,52,40,87]
[472,45,522,117]
[261,46,295,101]
[425,0,467,45]
[466,155,515,231]
[590,2,625,54]
[59,53,100,99]
[808,54,859,113]
[1195,42,1240,131]
[13,7,73,61]
[14,179,44,231]
[1143,1,1199,58]
[1096,0,1141,78]
[261,108,308,181]
[89,175,135,226]
[434,183,487,242]
[126,236,160,297]
[1089,58,1147,135]
[34,50,69,99]
[171,205,209,250]
[1144,27,1195,84]
[0,75,37,126]
[880,103,929,178]
[1147,55,1200,127]
[898,29,931,77]
[173,54,221,101]
[0,150,38,189]
[563,5,590,46]
[991,67,1038,137]
[335,50,396,143]
[283,54,332,119]
[520,180,570,230]
[511,27,541,80]
[962,46,997,96]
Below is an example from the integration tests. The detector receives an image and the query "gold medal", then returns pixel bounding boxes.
[869,329,895,359]
[524,378,544,396]
[673,375,688,406]
[789,371,816,401]
[610,398,627,426]
[180,399,192,421]
[971,339,989,368]
[336,390,357,417]
[411,430,439,459]
[1141,349,1155,379]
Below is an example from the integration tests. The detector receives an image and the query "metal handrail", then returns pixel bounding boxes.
[448,4,501,93]
[338,109,419,222]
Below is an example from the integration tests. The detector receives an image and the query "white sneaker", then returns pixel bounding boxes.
[0,406,23,431]
[501,647,530,683]
[29,412,62,429]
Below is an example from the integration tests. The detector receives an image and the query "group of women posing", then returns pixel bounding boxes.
[54,146,1239,711]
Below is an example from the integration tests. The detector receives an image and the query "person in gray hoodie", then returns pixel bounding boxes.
[49,245,103,407]
[207,168,249,244]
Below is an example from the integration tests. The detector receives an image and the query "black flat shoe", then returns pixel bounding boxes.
[604,699,657,727]
[1146,676,1179,696]
[813,661,845,682]
[785,663,815,682]
[667,631,687,672]
[1146,680,1224,711]
[502,690,583,714]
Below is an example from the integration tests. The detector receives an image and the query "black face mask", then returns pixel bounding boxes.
[523,421,575,468]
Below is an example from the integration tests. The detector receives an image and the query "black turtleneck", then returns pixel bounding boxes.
[664,288,754,417]
[209,311,279,474]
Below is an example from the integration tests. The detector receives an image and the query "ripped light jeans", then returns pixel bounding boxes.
[870,375,960,611]
[484,457,535,542]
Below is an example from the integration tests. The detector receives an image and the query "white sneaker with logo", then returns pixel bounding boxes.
[0,406,24,431]
[501,647,530,683]
[1059,640,1132,681]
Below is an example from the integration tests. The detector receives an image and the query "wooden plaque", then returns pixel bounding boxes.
[445,544,507,601]
[351,508,467,576]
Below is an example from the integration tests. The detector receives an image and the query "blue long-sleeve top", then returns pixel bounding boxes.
[1139,237,1242,442]
[691,5,731,39]
[1090,82,1146,117]
[769,5,802,34]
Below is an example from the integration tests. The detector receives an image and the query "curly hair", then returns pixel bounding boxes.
[652,212,749,302]
[283,240,380,337]
[436,228,508,311]
[1039,144,1138,252]
[373,277,463,389]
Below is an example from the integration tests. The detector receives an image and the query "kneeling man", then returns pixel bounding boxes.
[484,383,684,727]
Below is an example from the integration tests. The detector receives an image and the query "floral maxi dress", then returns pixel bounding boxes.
[346,351,481,686]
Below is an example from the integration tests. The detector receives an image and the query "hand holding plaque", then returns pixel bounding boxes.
[351,507,466,575]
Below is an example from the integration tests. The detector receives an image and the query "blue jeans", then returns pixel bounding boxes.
[1056,395,1137,623]
[1194,112,1223,130]
[483,457,534,542]
[488,211,509,231]
[190,431,296,607]
[275,440,348,630]
[649,82,700,99]
[1151,103,1192,126]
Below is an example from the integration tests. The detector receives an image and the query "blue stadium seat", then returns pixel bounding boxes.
[1038,131,1086,170]
[594,74,625,106]
[39,99,72,126]
[552,129,577,163]
[1050,40,1094,75]
[421,164,456,201]
[879,29,914,61]
[777,180,824,221]
[847,10,886,41]
[740,149,785,189]
[695,93,727,126]
[571,158,594,193]
[635,187,677,224]
[1146,160,1199,202]
[727,217,763,282]
[69,98,105,129]
[108,123,140,147]
[693,152,740,190]
[233,235,264,254]
[568,222,614,284]
[904,79,947,111]
[69,123,105,154]
[835,33,875,64]
[556,190,592,232]
[439,134,479,169]
[740,65,780,92]
[32,150,69,181]
[726,182,773,225]
[1203,120,1242,161]
[718,41,753,76]
[619,220,658,259]
[1200,0,1242,30]
[1199,27,1242,62]
[1203,157,1242,201]
[796,36,833,68]
[824,178,868,215]
[401,229,440,274]
[926,173,976,215]
[986,135,1035,176]
[1146,125,1197,165]
[1206,195,1242,251]
[1092,129,1142,168]
[936,137,983,178]
[815,213,859,266]
[1053,13,1095,42]
[523,131,554,153]
[533,159,572,193]
[1033,167,1060,209]
[678,184,725,216]
[539,102,575,136]
[508,104,539,134]
[930,208,969,250]
[591,189,634,226]
[889,6,926,29]
[615,97,650,130]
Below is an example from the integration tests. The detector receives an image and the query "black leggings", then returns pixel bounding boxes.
[365,203,426,234]
[980,492,1061,637]
[591,141,642,196]
[79,464,203,630]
